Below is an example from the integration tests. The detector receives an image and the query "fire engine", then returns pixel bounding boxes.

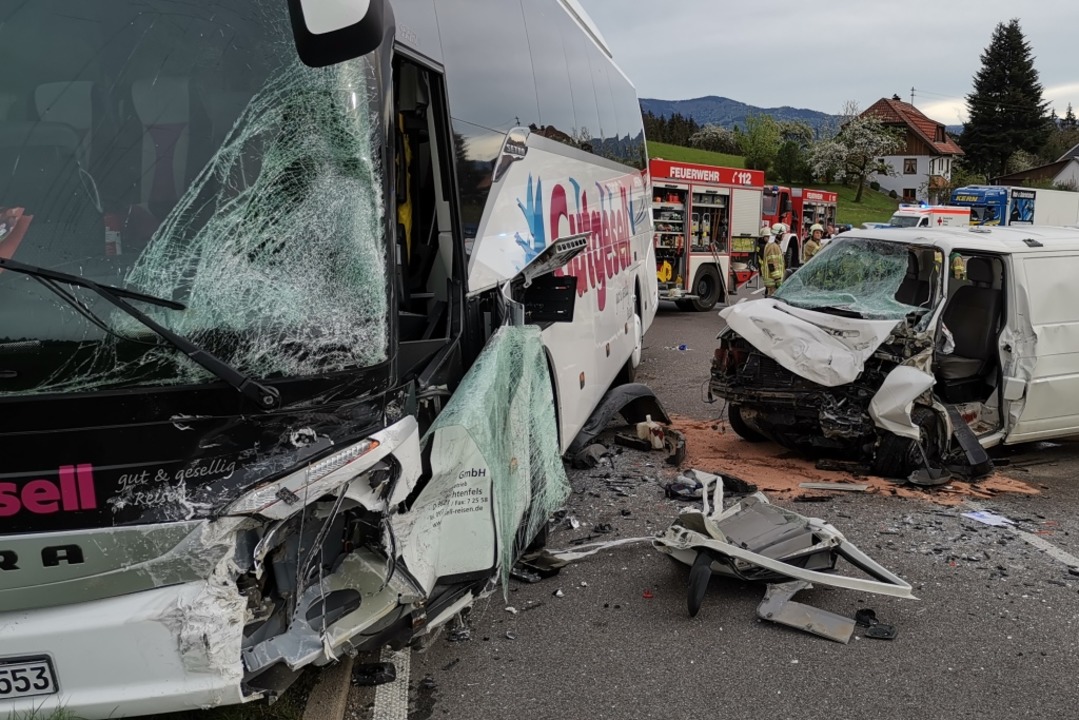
[792,188,838,233]
[650,159,765,311]
[761,186,838,232]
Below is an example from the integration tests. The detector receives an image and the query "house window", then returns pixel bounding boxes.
[903,188,917,202]
[903,158,918,174]
[935,127,944,142]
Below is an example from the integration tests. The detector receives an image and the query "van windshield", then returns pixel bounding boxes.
[0,1,389,395]
[775,236,942,320]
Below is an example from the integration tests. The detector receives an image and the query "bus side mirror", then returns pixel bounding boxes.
[287,0,388,67]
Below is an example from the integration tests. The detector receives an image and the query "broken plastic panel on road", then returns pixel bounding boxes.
[652,470,914,643]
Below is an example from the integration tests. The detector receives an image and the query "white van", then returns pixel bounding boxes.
[710,226,1079,479]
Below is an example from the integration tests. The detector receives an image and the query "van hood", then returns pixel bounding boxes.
[719,299,901,387]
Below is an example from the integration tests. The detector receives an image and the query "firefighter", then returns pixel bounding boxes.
[950,251,967,280]
[804,223,824,261]
[763,225,786,296]
[754,222,770,271]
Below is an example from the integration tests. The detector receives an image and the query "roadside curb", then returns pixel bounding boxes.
[302,656,355,720]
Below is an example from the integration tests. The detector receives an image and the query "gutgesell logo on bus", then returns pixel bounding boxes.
[468,132,649,311]
[0,465,97,517]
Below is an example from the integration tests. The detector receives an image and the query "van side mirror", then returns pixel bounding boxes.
[287,0,388,67]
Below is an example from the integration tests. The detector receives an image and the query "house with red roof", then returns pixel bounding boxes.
[862,96,964,203]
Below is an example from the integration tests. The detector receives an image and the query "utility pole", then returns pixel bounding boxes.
[910,87,915,106]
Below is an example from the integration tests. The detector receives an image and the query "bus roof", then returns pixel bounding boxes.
[558,0,612,57]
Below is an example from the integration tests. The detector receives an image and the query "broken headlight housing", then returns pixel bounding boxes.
[228,438,382,518]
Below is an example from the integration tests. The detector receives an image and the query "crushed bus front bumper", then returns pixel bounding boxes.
[0,581,247,719]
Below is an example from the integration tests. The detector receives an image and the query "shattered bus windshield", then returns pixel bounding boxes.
[0,1,388,395]
[774,237,941,320]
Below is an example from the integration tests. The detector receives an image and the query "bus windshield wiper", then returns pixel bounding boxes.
[0,256,281,410]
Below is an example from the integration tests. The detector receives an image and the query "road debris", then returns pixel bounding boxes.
[962,510,1016,527]
[756,581,857,644]
[665,468,754,501]
[351,662,397,687]
[615,433,653,451]
[573,443,610,469]
[798,482,869,492]
[665,428,687,466]
[653,471,914,641]
[855,609,898,640]
[636,415,667,450]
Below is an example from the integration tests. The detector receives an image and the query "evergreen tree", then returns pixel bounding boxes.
[962,19,1050,178]
[1064,103,1078,131]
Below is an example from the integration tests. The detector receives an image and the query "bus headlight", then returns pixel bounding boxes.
[227,438,381,518]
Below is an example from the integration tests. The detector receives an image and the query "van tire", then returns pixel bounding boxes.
[690,266,723,312]
[871,405,944,478]
[728,404,766,442]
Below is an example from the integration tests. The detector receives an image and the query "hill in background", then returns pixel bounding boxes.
[641,96,838,132]
[642,96,964,136]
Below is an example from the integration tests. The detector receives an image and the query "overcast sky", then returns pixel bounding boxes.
[577,0,1079,125]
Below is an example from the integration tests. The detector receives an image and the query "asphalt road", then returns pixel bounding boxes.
[358,301,1079,720]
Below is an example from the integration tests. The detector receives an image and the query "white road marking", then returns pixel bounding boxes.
[372,646,410,720]
[964,501,1079,567]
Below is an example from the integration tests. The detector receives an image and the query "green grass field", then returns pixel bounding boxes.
[645,140,898,225]
[646,140,745,168]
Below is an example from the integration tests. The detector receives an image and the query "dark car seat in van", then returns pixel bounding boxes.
[937,257,1002,381]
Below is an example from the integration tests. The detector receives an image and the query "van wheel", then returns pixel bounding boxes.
[690,266,723,312]
[728,404,766,442]
[871,405,944,478]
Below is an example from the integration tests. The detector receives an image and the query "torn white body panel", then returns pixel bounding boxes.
[654,477,914,603]
[393,326,571,591]
[397,423,498,591]
[0,581,247,720]
[756,581,858,644]
[720,299,900,387]
[869,365,937,441]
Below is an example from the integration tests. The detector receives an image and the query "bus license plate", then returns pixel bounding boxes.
[0,657,58,700]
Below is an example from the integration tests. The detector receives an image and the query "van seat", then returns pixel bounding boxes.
[938,257,1001,381]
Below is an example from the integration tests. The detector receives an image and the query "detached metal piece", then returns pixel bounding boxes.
[654,474,914,640]
[756,581,857,644]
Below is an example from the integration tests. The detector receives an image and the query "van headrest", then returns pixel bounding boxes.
[966,256,994,285]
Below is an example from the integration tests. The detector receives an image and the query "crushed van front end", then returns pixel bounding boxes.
[707,236,976,479]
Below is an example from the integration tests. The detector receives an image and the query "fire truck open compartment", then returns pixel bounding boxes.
[649,159,764,312]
